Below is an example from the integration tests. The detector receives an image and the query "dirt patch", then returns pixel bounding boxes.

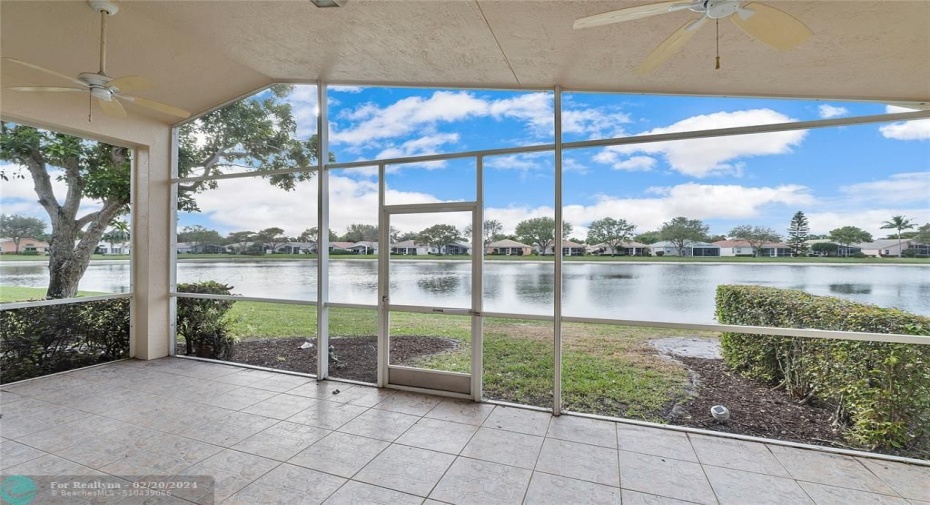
[229,335,458,383]
[650,337,721,359]
[668,357,848,448]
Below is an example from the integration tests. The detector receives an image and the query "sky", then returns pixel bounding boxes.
[3,85,929,242]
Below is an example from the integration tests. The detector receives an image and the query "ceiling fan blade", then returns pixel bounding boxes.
[107,75,152,93]
[730,3,812,50]
[574,1,692,29]
[1,57,86,87]
[635,17,707,75]
[97,97,127,118]
[8,86,84,92]
[119,94,191,118]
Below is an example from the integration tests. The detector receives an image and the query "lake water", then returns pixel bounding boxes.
[4,259,928,323]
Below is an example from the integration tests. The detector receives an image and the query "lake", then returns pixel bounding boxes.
[3,259,928,324]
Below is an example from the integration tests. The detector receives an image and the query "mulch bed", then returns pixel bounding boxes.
[668,356,849,448]
[229,335,456,383]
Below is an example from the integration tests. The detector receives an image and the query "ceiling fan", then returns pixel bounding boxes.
[3,0,190,121]
[574,0,813,75]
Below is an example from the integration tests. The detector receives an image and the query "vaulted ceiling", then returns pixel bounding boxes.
[2,0,929,124]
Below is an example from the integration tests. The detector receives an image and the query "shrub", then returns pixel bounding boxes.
[0,298,131,383]
[852,252,868,258]
[716,285,930,453]
[176,281,237,360]
[655,251,664,257]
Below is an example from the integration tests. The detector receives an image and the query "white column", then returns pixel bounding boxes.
[317,82,330,379]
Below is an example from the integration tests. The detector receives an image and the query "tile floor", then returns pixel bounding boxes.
[1,357,928,504]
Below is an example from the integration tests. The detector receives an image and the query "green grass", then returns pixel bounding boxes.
[220,301,709,421]
[0,286,109,303]
[0,254,130,262]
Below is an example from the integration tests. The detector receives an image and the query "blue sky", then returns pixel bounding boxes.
[4,85,928,242]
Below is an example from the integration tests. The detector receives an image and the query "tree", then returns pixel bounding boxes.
[728,225,781,257]
[2,124,131,298]
[0,214,48,254]
[464,219,504,249]
[515,217,573,254]
[915,223,930,245]
[880,215,915,258]
[417,224,464,255]
[828,226,872,257]
[101,220,130,254]
[585,217,636,256]
[786,211,810,257]
[255,227,288,254]
[394,230,419,243]
[810,242,839,256]
[178,225,223,252]
[342,223,378,243]
[177,85,328,211]
[659,217,709,256]
[298,227,337,244]
[633,231,661,244]
[225,231,255,254]
[707,234,728,243]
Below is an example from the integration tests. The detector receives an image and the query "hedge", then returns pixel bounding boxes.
[0,298,131,383]
[716,285,930,454]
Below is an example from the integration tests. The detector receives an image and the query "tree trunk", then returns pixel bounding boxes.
[12,238,21,254]
[46,201,124,299]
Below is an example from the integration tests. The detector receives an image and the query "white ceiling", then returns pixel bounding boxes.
[2,0,929,124]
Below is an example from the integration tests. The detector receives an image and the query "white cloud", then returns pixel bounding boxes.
[879,106,930,140]
[592,154,656,172]
[376,133,460,169]
[329,86,363,93]
[818,104,849,119]
[805,208,930,238]
[840,172,930,204]
[596,109,807,178]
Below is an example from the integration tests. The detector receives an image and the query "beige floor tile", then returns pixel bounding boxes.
[241,393,319,420]
[0,439,47,470]
[616,425,697,462]
[799,481,910,505]
[430,457,532,505]
[326,385,395,407]
[547,415,618,449]
[338,408,421,442]
[688,434,789,477]
[768,445,896,495]
[355,444,455,497]
[176,448,280,502]
[858,458,930,501]
[482,406,551,437]
[536,438,620,487]
[182,410,279,447]
[212,368,282,386]
[288,380,356,399]
[233,421,330,460]
[288,431,390,478]
[55,426,165,469]
[249,373,314,393]
[425,399,495,426]
[287,401,368,430]
[373,391,443,416]
[13,415,129,453]
[323,480,423,505]
[460,427,543,469]
[620,490,699,505]
[195,386,279,410]
[226,463,345,504]
[524,472,622,504]
[618,450,716,505]
[705,465,812,505]
[395,417,478,454]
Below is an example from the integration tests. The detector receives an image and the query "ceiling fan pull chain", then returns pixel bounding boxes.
[88,91,93,123]
[715,18,721,69]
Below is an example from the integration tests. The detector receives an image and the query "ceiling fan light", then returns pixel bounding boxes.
[309,0,346,7]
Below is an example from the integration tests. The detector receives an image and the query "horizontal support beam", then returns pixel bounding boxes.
[0,293,132,311]
[171,292,317,306]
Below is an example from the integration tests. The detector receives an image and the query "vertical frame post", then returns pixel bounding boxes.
[471,155,484,401]
[167,128,179,357]
[377,163,389,387]
[316,81,330,380]
[553,85,563,415]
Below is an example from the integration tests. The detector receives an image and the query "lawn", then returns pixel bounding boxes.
[0,286,109,303]
[219,301,712,421]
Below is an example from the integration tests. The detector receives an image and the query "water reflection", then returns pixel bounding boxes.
[3,260,928,323]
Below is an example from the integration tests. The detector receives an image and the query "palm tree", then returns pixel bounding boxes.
[880,215,915,257]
